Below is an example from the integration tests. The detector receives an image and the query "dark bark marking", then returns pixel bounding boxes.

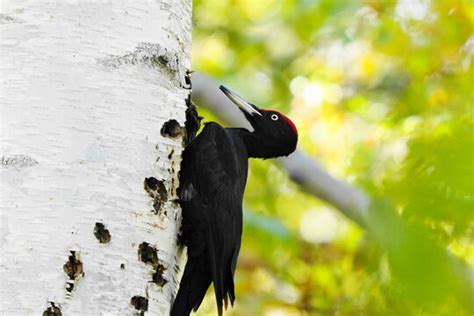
[63,251,83,292]
[152,263,168,287]
[130,295,148,314]
[1,154,38,168]
[0,14,21,23]
[93,222,111,243]
[157,55,169,66]
[138,242,159,267]
[42,302,62,316]
[144,177,168,215]
[137,242,168,287]
[98,43,181,85]
[160,119,184,139]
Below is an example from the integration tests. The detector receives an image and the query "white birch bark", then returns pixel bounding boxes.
[0,1,191,315]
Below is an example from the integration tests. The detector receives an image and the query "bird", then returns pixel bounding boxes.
[171,85,298,316]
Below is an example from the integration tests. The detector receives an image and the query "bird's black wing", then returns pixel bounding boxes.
[179,122,243,315]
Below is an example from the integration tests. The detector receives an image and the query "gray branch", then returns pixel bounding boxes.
[192,72,370,227]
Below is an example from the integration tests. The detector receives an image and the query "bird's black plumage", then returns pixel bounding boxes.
[171,85,298,316]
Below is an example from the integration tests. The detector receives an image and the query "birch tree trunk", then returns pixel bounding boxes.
[1,1,191,314]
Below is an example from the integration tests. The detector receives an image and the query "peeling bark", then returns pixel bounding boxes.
[0,1,191,314]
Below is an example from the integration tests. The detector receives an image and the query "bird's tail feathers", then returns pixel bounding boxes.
[213,266,236,316]
[207,225,237,316]
[226,266,236,306]
[171,256,211,316]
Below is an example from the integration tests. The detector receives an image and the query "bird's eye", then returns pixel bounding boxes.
[271,114,279,121]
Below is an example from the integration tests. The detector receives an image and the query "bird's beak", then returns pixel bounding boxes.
[219,85,263,117]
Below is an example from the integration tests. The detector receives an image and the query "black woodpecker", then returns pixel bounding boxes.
[171,85,298,316]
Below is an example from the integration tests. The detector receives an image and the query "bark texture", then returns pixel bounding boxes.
[1,1,191,314]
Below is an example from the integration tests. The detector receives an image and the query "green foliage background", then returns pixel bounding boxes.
[192,0,473,315]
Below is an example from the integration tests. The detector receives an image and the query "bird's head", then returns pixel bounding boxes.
[220,85,298,158]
